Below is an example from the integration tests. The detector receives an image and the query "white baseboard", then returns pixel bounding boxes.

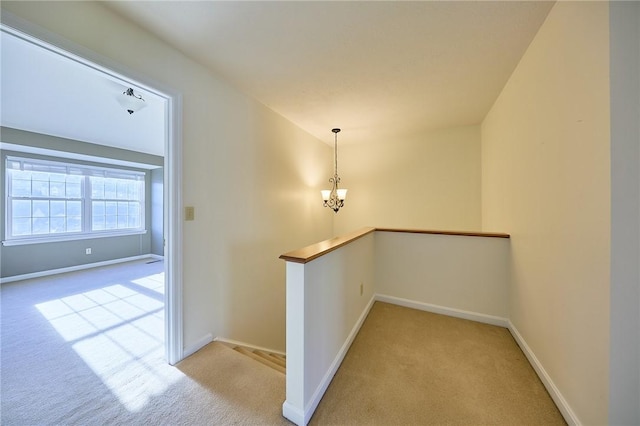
[375,294,509,327]
[301,294,377,425]
[183,333,214,358]
[282,401,305,426]
[508,322,580,426]
[0,254,158,284]
[213,337,285,357]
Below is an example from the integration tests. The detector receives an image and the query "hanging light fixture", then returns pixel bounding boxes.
[321,128,348,213]
[117,88,146,115]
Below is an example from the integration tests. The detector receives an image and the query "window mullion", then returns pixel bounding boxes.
[84,174,91,233]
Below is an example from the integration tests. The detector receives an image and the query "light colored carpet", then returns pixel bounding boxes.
[310,301,566,425]
[1,260,289,425]
[2,262,564,425]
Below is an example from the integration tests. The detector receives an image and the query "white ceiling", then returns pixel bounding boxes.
[0,29,166,156]
[1,1,554,151]
[104,1,554,145]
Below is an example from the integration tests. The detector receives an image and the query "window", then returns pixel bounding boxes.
[5,156,145,244]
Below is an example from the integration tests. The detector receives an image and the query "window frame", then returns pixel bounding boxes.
[4,155,146,246]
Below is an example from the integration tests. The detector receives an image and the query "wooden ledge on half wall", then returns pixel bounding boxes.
[279,227,510,264]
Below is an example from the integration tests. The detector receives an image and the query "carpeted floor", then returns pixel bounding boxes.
[310,302,566,425]
[0,260,288,425]
[2,261,564,425]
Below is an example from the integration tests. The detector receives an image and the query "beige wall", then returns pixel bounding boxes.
[1,1,333,352]
[481,2,610,424]
[7,2,634,422]
[375,231,509,320]
[334,125,481,235]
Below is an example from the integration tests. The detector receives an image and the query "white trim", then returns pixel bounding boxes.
[2,230,147,247]
[214,337,286,357]
[4,154,147,245]
[5,153,149,175]
[283,262,305,424]
[164,92,183,365]
[183,333,214,359]
[375,294,509,327]
[0,142,162,170]
[282,401,305,426]
[508,321,581,426]
[0,254,155,284]
[1,16,184,367]
[301,294,376,425]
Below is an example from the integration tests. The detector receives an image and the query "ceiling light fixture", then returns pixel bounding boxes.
[321,128,347,213]
[117,88,146,115]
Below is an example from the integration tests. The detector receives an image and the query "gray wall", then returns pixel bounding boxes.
[609,2,640,424]
[0,127,164,279]
[150,167,164,256]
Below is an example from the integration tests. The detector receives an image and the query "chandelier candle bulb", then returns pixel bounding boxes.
[321,128,348,213]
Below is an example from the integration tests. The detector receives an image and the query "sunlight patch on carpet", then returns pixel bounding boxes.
[131,273,164,294]
[34,274,184,412]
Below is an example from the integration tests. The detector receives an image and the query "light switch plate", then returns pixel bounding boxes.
[185,206,195,221]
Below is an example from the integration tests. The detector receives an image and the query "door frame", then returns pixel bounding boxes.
[1,14,184,364]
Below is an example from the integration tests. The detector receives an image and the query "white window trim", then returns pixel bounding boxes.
[2,229,147,246]
[5,155,147,245]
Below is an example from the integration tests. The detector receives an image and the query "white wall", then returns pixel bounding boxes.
[481,2,610,424]
[609,2,640,424]
[1,1,333,352]
[283,228,510,425]
[374,231,509,321]
[334,125,481,236]
[284,232,375,425]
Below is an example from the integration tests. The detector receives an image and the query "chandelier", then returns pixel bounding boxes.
[321,128,348,213]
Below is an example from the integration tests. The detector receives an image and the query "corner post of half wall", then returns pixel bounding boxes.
[282,261,306,425]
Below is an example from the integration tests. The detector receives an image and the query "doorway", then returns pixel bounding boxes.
[0,21,183,364]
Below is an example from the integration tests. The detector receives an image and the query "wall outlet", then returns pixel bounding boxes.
[360,282,363,296]
[85,248,92,255]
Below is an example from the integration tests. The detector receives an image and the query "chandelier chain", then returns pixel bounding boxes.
[334,130,339,178]
[322,128,347,213]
